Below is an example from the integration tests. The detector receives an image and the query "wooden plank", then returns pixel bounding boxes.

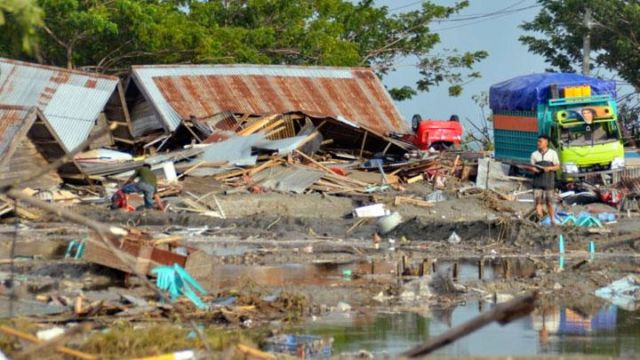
[394,196,434,208]
[402,293,537,357]
[238,114,279,136]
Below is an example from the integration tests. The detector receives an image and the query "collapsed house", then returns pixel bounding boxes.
[0,57,136,152]
[126,64,412,155]
[0,105,83,189]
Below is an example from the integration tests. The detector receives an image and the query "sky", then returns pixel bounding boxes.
[374,0,547,132]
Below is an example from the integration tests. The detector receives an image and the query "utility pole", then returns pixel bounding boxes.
[582,8,592,76]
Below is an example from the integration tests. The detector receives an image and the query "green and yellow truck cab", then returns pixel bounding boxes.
[490,73,624,180]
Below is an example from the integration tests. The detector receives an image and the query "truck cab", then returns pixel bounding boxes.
[547,95,624,176]
[490,73,624,181]
[405,114,463,151]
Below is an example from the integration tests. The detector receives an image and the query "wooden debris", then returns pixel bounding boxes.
[406,174,424,184]
[394,196,434,208]
[0,325,97,360]
[402,292,538,357]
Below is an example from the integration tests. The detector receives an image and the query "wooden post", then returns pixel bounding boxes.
[420,258,430,277]
[382,141,392,155]
[401,255,407,276]
[371,260,375,275]
[432,259,437,274]
[359,131,369,159]
[452,262,459,281]
[503,259,512,279]
[478,258,485,280]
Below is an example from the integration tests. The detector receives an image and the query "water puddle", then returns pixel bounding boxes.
[202,257,540,289]
[285,303,640,357]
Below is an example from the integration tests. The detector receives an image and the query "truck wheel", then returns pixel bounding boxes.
[411,114,422,132]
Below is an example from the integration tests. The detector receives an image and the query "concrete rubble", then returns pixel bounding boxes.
[0,58,639,359]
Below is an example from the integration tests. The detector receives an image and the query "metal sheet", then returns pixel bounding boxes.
[254,135,309,155]
[0,58,119,151]
[131,64,408,135]
[196,133,265,166]
[0,106,34,164]
[43,84,114,151]
[260,166,324,194]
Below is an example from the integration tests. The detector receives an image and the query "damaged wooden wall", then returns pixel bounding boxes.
[0,137,62,189]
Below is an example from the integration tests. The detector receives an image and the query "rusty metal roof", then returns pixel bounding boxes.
[0,105,35,165]
[131,64,408,135]
[0,58,119,152]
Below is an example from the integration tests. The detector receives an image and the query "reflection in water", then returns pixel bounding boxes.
[293,303,640,357]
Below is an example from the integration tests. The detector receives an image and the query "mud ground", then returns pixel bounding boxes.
[1,185,639,358]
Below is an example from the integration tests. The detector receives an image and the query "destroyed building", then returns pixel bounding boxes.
[0,58,135,152]
[125,64,412,154]
[0,105,83,189]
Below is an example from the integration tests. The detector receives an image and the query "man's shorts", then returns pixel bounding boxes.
[534,189,554,204]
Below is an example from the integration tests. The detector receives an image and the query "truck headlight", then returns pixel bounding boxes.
[562,162,579,174]
[611,157,625,170]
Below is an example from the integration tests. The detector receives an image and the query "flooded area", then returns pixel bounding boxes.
[287,304,640,357]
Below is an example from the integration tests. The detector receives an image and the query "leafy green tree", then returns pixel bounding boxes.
[7,0,489,100]
[520,0,640,90]
[463,92,493,151]
[0,0,43,54]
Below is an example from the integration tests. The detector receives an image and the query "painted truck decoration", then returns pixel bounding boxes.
[490,73,624,177]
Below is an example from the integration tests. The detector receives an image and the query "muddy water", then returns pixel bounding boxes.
[292,303,640,357]
[201,257,537,289]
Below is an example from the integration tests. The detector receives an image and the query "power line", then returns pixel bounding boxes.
[432,4,540,31]
[390,0,530,20]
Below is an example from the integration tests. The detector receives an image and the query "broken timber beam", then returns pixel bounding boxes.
[401,292,538,357]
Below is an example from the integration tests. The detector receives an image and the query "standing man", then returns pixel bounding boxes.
[530,135,560,223]
[122,163,164,210]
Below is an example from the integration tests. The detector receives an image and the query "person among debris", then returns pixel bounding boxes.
[121,164,164,210]
[530,135,560,223]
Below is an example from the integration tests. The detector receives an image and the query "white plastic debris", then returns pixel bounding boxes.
[353,203,390,218]
[447,231,461,244]
[594,274,640,311]
[336,301,352,312]
[377,212,402,234]
[36,327,65,341]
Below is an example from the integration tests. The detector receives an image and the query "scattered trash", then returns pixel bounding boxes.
[447,231,461,244]
[426,190,447,203]
[336,302,351,312]
[377,211,402,234]
[342,269,352,280]
[595,275,640,311]
[152,264,208,309]
[36,327,65,341]
[136,350,196,360]
[264,334,333,359]
[353,203,390,218]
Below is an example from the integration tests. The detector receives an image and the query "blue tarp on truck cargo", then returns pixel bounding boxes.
[490,73,616,112]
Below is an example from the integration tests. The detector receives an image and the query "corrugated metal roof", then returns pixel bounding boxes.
[259,166,324,194]
[131,64,408,135]
[0,58,119,152]
[0,105,34,165]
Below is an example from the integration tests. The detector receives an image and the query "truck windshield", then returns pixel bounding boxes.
[560,122,619,146]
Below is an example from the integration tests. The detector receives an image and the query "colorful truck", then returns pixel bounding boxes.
[490,73,624,179]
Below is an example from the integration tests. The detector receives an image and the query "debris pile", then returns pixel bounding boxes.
[0,57,639,358]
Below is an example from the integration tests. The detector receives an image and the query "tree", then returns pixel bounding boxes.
[0,0,43,55]
[463,92,493,151]
[520,0,640,91]
[7,0,488,100]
